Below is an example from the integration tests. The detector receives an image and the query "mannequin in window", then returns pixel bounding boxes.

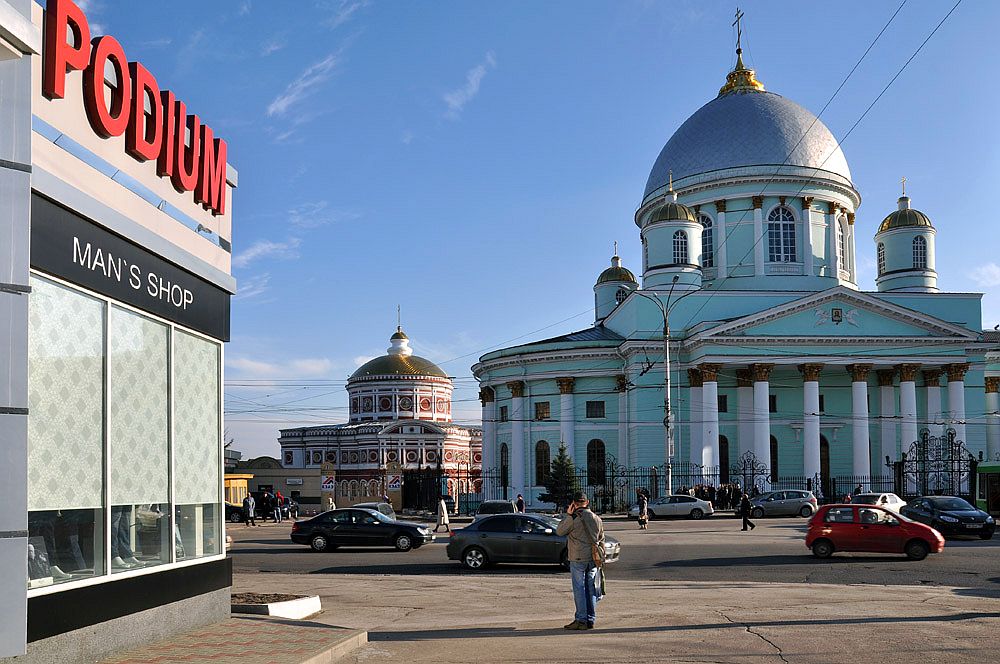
[111,505,142,568]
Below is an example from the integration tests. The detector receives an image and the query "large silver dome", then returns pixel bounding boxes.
[643,91,852,203]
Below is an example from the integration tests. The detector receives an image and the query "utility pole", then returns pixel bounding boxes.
[635,275,680,496]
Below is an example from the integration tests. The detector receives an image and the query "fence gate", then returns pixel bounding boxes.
[731,451,769,495]
[893,428,978,501]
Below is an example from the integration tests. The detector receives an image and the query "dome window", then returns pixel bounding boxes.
[767,206,796,263]
[877,242,885,276]
[913,236,927,269]
[615,287,628,304]
[672,230,688,264]
[699,214,714,268]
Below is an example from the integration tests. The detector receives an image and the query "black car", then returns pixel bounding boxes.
[900,496,996,539]
[225,502,245,523]
[446,513,621,570]
[290,508,434,552]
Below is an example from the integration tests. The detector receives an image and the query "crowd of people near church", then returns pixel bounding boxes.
[675,483,747,510]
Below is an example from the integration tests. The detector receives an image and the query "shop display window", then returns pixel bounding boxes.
[25,276,224,591]
[27,278,105,585]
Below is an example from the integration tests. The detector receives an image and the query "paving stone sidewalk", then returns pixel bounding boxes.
[99,614,366,664]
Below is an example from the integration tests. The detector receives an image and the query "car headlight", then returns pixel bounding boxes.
[939,515,958,523]
[417,526,431,534]
[986,516,995,524]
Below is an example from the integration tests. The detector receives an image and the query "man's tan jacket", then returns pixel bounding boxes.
[556,508,605,563]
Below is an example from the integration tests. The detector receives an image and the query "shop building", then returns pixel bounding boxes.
[1,0,236,660]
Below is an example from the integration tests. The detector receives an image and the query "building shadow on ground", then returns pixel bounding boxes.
[368,610,1000,642]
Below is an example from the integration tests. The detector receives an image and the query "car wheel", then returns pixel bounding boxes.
[395,534,414,552]
[979,531,994,541]
[229,512,243,523]
[751,507,764,519]
[559,549,570,570]
[647,510,658,521]
[310,535,329,552]
[811,539,834,559]
[905,539,930,561]
[689,508,704,520]
[799,506,813,518]
[462,546,488,570]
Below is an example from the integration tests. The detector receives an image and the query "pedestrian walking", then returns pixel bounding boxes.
[242,494,256,527]
[434,498,450,533]
[515,494,526,513]
[557,492,605,630]
[740,493,755,531]
[854,484,863,496]
[636,490,649,530]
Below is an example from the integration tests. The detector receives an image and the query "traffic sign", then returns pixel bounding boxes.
[387,474,402,491]
[321,475,336,491]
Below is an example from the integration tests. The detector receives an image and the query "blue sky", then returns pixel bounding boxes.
[80,1,1000,459]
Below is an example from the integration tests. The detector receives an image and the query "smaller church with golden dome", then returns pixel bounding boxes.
[278,327,482,507]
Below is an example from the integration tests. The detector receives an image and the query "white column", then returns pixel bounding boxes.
[715,201,728,275]
[701,364,721,472]
[877,370,897,471]
[616,375,629,466]
[751,364,773,479]
[752,196,765,276]
[846,212,857,281]
[688,369,703,468]
[924,369,943,437]
[800,364,822,480]
[827,202,840,277]
[801,197,814,276]
[898,365,919,450]
[737,370,753,457]
[986,378,1000,461]
[480,388,496,473]
[946,363,969,443]
[507,381,526,498]
[557,378,575,464]
[848,364,872,477]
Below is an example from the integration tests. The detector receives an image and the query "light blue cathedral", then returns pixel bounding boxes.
[472,46,1000,505]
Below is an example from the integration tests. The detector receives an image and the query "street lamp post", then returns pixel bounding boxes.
[634,275,681,496]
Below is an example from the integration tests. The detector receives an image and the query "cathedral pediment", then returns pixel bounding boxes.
[685,287,977,345]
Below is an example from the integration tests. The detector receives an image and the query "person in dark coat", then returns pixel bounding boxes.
[636,490,649,530]
[740,493,755,531]
[515,494,526,513]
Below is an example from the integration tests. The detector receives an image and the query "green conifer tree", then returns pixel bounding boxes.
[539,443,580,510]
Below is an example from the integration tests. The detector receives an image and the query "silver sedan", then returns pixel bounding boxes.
[629,495,715,520]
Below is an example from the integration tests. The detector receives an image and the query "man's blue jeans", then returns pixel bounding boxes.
[569,561,598,624]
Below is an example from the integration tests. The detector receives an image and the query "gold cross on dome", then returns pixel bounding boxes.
[733,8,744,52]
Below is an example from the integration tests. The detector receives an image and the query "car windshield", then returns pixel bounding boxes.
[851,495,880,505]
[929,497,974,511]
[360,509,393,523]
[530,515,561,529]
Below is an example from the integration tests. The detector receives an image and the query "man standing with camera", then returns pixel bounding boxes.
[556,492,605,630]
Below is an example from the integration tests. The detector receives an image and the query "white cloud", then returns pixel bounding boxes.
[443,51,496,119]
[261,37,285,56]
[239,0,252,16]
[267,54,340,117]
[227,355,333,379]
[232,238,301,268]
[288,201,360,229]
[969,263,1000,288]
[234,273,271,300]
[140,38,173,48]
[353,355,377,367]
[401,130,414,145]
[323,0,370,29]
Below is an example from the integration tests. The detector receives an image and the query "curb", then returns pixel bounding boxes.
[300,629,368,664]
[232,595,322,619]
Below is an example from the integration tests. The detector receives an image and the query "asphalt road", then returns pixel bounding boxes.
[228,515,1000,596]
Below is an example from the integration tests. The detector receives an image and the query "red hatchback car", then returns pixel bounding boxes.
[806,504,945,560]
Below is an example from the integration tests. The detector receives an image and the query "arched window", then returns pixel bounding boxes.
[699,214,714,268]
[769,435,779,482]
[500,443,510,488]
[615,287,628,305]
[642,235,648,271]
[836,220,845,268]
[913,235,927,269]
[877,242,885,276]
[767,206,796,262]
[587,439,606,486]
[672,230,688,265]
[535,441,550,485]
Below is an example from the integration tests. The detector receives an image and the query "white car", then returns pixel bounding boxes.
[629,495,714,520]
[850,492,907,513]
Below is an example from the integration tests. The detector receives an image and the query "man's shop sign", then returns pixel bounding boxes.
[42,0,228,216]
